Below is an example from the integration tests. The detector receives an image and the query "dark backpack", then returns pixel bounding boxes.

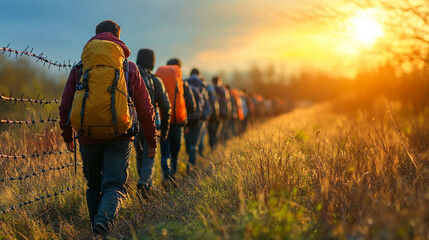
[215,86,228,119]
[207,85,220,121]
[187,84,204,126]
[139,66,155,104]
[139,66,161,129]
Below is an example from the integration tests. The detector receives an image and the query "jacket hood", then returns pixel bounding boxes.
[136,49,155,70]
[88,32,131,58]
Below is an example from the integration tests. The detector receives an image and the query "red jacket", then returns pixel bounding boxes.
[59,32,157,148]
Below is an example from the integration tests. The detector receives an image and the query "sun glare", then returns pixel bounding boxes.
[349,9,384,47]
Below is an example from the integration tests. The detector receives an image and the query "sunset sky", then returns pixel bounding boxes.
[1,0,387,78]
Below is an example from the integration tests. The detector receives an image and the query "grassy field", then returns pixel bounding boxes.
[1,99,429,239]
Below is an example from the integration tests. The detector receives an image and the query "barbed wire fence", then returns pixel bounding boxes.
[0,46,83,215]
[1,44,75,70]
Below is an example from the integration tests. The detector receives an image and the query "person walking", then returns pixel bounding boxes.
[211,76,231,145]
[134,49,171,198]
[184,68,211,176]
[198,76,210,156]
[155,58,195,186]
[59,20,157,235]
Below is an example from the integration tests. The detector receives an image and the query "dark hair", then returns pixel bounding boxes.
[212,76,221,85]
[166,58,182,68]
[137,49,155,70]
[190,68,199,76]
[96,20,121,38]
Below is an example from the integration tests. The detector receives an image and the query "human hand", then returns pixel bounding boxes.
[148,146,157,158]
[160,129,169,142]
[66,141,75,152]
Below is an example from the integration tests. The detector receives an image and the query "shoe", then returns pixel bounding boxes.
[161,178,170,190]
[93,222,109,235]
[161,176,177,190]
[170,175,178,188]
[140,187,151,200]
[187,165,197,178]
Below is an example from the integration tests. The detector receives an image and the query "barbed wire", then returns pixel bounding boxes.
[1,93,61,106]
[0,115,59,127]
[0,184,83,214]
[0,149,70,160]
[0,44,75,71]
[0,162,82,183]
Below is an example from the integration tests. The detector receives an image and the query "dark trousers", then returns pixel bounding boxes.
[160,125,183,180]
[80,139,132,229]
[208,119,224,150]
[133,135,155,190]
[185,122,205,173]
[198,124,207,156]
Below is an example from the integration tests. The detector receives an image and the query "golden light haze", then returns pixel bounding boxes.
[194,0,389,78]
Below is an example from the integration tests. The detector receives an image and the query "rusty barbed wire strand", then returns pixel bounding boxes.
[0,115,59,127]
[0,93,61,106]
[0,184,83,214]
[0,44,75,71]
[0,149,70,160]
[0,162,82,183]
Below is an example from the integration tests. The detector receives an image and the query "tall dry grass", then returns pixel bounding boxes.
[1,99,429,239]
[0,125,87,239]
[192,99,429,239]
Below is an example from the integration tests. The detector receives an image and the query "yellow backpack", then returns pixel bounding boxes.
[69,39,135,139]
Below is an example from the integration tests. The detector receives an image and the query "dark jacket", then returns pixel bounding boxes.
[183,80,196,116]
[138,66,171,139]
[207,85,220,121]
[185,75,212,124]
[59,32,157,148]
[228,89,238,120]
[214,85,231,119]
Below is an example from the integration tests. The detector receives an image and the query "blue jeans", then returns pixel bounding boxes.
[134,134,154,190]
[198,123,207,156]
[80,139,132,229]
[185,122,204,173]
[160,125,183,180]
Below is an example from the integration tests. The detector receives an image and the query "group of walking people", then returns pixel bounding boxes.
[59,20,286,235]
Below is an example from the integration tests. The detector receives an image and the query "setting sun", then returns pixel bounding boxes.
[349,9,384,47]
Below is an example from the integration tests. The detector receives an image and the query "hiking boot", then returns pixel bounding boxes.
[170,175,178,188]
[161,178,170,190]
[141,187,151,200]
[161,177,177,190]
[93,222,109,235]
[137,183,152,201]
[186,164,197,178]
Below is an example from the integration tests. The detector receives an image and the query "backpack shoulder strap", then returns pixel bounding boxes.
[123,59,135,101]
[148,74,160,103]
[75,61,83,82]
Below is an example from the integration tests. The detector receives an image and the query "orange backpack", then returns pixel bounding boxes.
[155,65,187,125]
